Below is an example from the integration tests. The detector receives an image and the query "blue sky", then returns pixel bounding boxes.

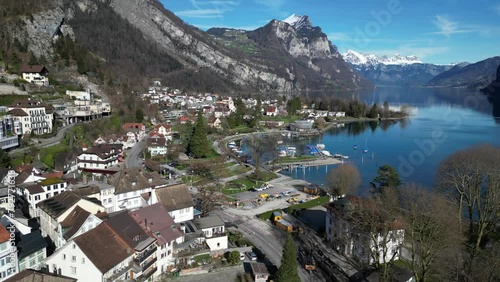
[160,0,500,64]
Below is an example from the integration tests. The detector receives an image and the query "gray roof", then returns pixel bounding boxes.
[155,184,194,212]
[250,262,269,275]
[109,167,169,194]
[194,216,225,229]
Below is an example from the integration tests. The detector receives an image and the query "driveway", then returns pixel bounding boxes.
[125,138,146,168]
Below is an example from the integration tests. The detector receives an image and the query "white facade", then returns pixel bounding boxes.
[114,187,155,212]
[23,180,68,218]
[18,246,46,272]
[39,199,104,248]
[147,145,167,157]
[22,72,49,86]
[169,207,193,224]
[43,241,132,281]
[0,227,18,280]
[56,214,103,249]
[77,149,120,171]
[66,90,91,101]
[325,204,405,264]
[8,102,53,135]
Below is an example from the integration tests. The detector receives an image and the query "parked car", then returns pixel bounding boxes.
[246,251,257,261]
[240,253,245,261]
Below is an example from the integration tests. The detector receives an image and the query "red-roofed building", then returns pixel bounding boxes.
[122,123,146,140]
[20,65,49,86]
[266,106,278,117]
[129,203,184,274]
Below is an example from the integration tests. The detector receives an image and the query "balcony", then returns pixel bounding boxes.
[134,245,157,263]
[137,266,157,282]
[142,256,157,271]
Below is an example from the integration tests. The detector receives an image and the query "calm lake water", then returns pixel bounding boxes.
[280,87,500,194]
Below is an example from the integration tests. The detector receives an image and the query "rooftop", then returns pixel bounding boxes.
[194,216,225,230]
[155,183,194,212]
[37,191,102,219]
[109,167,169,194]
[17,230,48,260]
[106,210,155,250]
[5,269,77,282]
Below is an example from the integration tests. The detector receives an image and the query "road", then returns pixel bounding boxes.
[126,138,146,168]
[9,123,76,155]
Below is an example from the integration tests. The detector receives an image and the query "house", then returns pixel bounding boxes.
[249,262,270,282]
[5,269,77,282]
[106,211,159,281]
[129,203,184,275]
[147,137,167,157]
[70,181,115,213]
[54,151,79,175]
[77,143,123,172]
[37,191,105,249]
[153,124,172,136]
[0,169,17,212]
[42,223,135,281]
[0,224,18,280]
[193,216,227,251]
[108,167,171,212]
[123,132,138,149]
[20,65,49,86]
[16,230,47,272]
[178,116,192,125]
[7,99,54,135]
[155,184,195,223]
[66,90,91,101]
[17,178,68,218]
[265,106,278,117]
[207,116,221,129]
[290,120,315,132]
[324,196,405,264]
[0,115,22,150]
[122,123,146,140]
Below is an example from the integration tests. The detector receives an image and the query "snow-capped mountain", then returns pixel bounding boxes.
[283,14,311,30]
[342,50,453,86]
[342,50,422,66]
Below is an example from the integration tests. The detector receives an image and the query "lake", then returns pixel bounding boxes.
[280,86,500,194]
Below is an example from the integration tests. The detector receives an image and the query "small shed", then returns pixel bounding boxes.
[276,219,293,233]
[250,262,270,282]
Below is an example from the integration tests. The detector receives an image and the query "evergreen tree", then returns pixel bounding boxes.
[0,149,12,168]
[370,164,402,193]
[188,112,210,158]
[276,235,300,282]
[368,103,379,119]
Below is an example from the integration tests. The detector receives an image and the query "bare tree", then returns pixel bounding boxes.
[196,185,225,217]
[401,185,464,282]
[245,134,278,179]
[326,164,361,196]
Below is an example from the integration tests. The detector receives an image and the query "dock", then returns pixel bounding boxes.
[278,157,343,171]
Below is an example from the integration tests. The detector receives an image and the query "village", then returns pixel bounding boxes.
[0,67,415,282]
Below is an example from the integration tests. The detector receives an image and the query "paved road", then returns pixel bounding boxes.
[9,123,76,155]
[126,138,146,168]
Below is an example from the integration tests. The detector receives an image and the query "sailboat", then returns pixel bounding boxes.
[363,138,369,154]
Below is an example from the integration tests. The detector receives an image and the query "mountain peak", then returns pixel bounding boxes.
[342,50,422,66]
[282,14,311,29]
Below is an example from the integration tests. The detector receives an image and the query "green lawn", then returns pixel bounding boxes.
[287,196,330,214]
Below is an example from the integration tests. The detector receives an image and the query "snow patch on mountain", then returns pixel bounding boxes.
[283,14,310,30]
[342,49,423,66]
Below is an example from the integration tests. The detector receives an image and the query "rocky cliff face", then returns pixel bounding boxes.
[208,15,372,91]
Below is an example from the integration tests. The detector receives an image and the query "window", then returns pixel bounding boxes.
[70,267,76,274]
[71,255,76,262]
[47,186,51,191]
[81,257,85,264]
[73,244,76,249]
[62,254,66,260]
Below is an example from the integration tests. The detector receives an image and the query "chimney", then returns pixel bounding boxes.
[144,218,148,230]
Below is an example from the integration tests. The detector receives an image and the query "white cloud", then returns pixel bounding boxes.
[430,14,476,36]
[328,32,352,42]
[176,9,224,18]
[177,0,240,19]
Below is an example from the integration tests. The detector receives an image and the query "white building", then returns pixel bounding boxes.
[108,168,171,212]
[77,143,123,172]
[70,181,115,213]
[147,137,167,157]
[42,223,136,281]
[7,99,53,135]
[0,224,18,280]
[66,90,91,101]
[193,216,228,251]
[37,191,105,249]
[325,196,405,264]
[155,184,195,223]
[20,65,49,86]
[18,178,68,218]
[130,203,184,276]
